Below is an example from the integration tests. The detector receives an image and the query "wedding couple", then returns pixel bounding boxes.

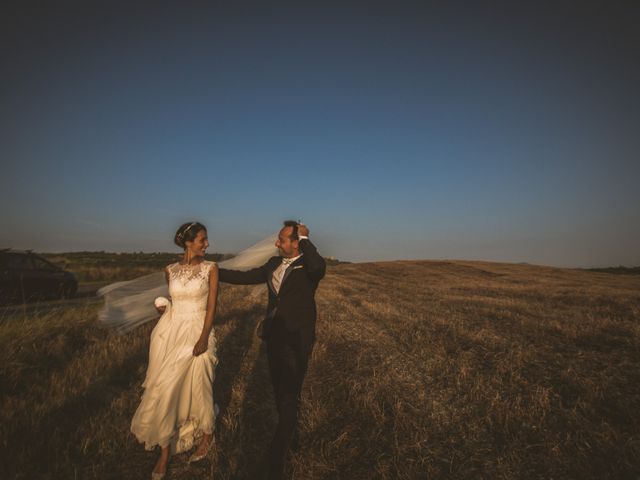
[130,220,326,479]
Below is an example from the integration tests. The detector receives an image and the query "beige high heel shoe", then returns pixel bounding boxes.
[188,437,213,464]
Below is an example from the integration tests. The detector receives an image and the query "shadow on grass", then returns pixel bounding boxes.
[4,340,149,479]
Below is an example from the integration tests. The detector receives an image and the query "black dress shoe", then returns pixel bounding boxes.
[266,461,284,480]
[290,430,300,454]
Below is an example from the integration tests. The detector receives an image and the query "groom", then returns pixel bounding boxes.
[218,220,326,479]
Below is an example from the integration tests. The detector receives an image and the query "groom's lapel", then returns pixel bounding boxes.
[267,258,279,295]
[279,257,304,294]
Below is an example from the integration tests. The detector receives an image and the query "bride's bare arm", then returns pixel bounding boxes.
[155,267,171,315]
[193,263,219,356]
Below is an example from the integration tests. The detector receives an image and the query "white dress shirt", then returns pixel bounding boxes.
[272,253,303,294]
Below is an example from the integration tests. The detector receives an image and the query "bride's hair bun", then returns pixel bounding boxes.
[174,222,206,248]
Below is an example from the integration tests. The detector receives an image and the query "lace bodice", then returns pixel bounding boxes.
[167,260,215,311]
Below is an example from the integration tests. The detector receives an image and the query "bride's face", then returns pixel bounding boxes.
[186,229,209,258]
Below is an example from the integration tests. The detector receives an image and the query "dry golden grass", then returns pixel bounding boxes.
[1,260,639,479]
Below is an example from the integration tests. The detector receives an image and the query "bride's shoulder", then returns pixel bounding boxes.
[202,260,218,277]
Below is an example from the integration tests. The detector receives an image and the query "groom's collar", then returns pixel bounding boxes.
[280,253,303,264]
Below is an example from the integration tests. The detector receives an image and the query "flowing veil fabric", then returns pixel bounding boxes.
[97,234,278,333]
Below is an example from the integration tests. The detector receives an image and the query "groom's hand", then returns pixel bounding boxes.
[298,224,309,237]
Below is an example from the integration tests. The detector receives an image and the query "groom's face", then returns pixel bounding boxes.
[276,226,299,258]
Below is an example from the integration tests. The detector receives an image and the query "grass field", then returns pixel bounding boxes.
[1,258,639,479]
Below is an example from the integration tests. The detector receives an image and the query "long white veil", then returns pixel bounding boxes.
[97,234,278,333]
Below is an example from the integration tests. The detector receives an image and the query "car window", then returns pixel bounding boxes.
[31,256,56,270]
[7,255,33,270]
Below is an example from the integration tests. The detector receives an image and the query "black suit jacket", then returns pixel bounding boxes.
[218,239,326,337]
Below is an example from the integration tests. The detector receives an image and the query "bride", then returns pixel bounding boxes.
[131,221,218,479]
[98,223,278,479]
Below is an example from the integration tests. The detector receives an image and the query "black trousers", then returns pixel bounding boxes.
[265,319,314,477]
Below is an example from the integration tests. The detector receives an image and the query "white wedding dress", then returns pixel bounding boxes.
[130,260,218,454]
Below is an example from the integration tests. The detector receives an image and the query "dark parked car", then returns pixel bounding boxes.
[0,250,78,304]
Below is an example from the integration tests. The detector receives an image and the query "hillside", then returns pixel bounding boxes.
[1,260,639,479]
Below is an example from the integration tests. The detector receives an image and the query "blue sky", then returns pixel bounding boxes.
[2,2,639,266]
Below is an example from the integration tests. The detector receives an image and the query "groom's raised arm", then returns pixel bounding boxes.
[218,261,270,285]
[299,238,326,282]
